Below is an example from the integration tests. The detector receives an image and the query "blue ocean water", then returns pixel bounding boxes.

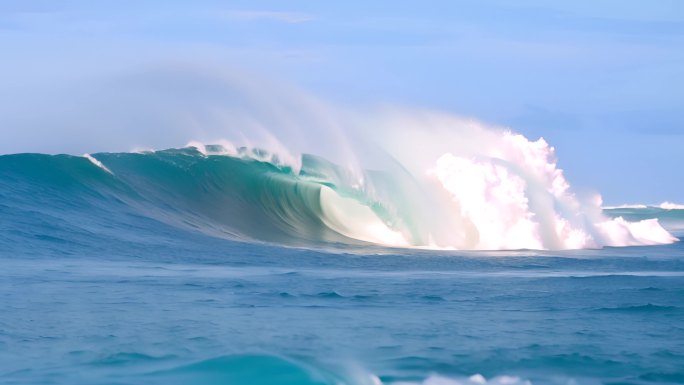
[1,151,683,385]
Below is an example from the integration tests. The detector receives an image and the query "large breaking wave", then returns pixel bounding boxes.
[1,119,676,250]
[1,63,676,250]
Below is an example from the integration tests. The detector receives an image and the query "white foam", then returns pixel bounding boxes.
[185,139,301,171]
[392,373,532,385]
[429,153,543,250]
[351,109,676,250]
[596,217,677,246]
[83,153,112,174]
[129,147,155,154]
[602,202,684,210]
[185,140,238,157]
[602,204,649,209]
[659,201,684,210]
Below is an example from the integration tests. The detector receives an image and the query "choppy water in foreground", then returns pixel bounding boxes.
[3,236,684,384]
[1,151,683,384]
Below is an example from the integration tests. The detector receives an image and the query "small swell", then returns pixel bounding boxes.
[639,286,663,292]
[421,295,447,302]
[315,291,345,299]
[639,371,684,383]
[596,304,679,313]
[91,352,177,366]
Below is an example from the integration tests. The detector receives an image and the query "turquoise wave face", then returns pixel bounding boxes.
[1,147,440,250]
[139,355,350,385]
[0,149,364,247]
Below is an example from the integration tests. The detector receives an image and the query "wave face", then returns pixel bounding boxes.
[11,353,537,385]
[0,137,677,250]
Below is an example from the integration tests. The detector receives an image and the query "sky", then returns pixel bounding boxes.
[1,0,683,204]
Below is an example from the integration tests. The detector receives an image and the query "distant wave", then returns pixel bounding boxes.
[660,202,684,210]
[602,204,684,233]
[0,136,677,250]
[603,202,684,210]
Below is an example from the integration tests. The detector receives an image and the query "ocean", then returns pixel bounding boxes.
[1,149,683,385]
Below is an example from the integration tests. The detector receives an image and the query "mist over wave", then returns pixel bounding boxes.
[1,65,677,250]
[178,108,677,250]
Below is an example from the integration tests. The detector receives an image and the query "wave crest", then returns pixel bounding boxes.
[1,111,677,250]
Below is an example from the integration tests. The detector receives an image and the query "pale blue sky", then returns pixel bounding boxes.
[1,1,683,204]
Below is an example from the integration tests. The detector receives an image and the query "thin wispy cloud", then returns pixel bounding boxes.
[222,10,314,24]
